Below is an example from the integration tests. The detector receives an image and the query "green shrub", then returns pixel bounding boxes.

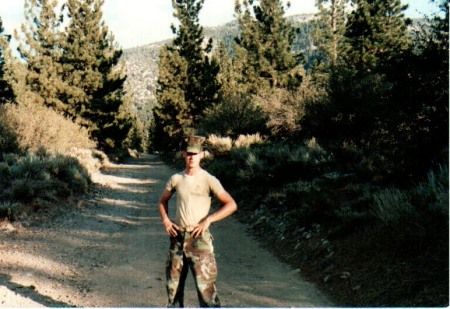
[323,142,388,181]
[10,178,35,202]
[413,165,449,215]
[204,159,238,189]
[0,150,92,219]
[0,162,11,185]
[373,188,415,224]
[206,138,334,197]
[49,154,90,193]
[262,180,321,220]
[250,175,377,238]
[237,152,269,185]
[35,146,52,160]
[1,153,18,165]
[373,165,449,238]
[9,154,46,180]
[0,202,19,221]
[236,139,331,186]
[332,204,375,237]
[0,117,21,155]
[199,93,269,139]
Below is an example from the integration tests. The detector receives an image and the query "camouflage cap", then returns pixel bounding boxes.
[185,135,205,154]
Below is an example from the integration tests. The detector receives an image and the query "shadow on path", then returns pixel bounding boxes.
[0,273,74,307]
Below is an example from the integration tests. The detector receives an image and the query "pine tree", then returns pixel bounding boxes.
[152,45,190,152]
[344,0,411,71]
[216,41,240,97]
[198,41,269,139]
[152,0,220,152]
[305,0,413,144]
[61,0,132,151]
[339,0,412,140]
[60,0,104,121]
[314,0,348,66]
[374,0,449,174]
[14,0,67,110]
[233,0,303,95]
[0,17,15,104]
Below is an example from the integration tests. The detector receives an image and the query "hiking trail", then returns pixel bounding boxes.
[0,154,333,307]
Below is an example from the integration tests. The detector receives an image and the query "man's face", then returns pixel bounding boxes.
[183,151,203,168]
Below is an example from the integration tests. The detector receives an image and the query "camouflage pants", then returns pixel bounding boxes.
[166,230,220,307]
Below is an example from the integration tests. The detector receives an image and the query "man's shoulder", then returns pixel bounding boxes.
[199,170,218,180]
[169,171,184,180]
[201,170,223,191]
[166,171,184,185]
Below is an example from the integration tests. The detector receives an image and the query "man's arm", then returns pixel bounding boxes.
[192,190,237,238]
[159,189,180,237]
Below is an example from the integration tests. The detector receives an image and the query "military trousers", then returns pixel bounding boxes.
[166,230,221,308]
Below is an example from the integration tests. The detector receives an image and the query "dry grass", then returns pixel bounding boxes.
[207,133,266,156]
[69,147,112,177]
[234,133,265,148]
[206,135,233,156]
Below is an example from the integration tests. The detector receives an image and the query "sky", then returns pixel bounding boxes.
[0,0,443,50]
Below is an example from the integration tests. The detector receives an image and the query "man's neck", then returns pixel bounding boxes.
[185,167,203,176]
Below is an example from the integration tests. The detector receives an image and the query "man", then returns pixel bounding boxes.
[158,136,237,307]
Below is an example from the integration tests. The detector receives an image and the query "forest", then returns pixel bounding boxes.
[0,0,448,307]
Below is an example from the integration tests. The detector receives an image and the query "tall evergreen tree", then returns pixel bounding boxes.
[338,0,412,140]
[0,17,15,104]
[374,0,449,174]
[152,45,190,152]
[215,41,240,98]
[344,0,411,71]
[14,0,67,110]
[314,0,348,66]
[61,0,132,151]
[233,0,303,95]
[305,0,413,144]
[152,0,220,152]
[198,41,269,139]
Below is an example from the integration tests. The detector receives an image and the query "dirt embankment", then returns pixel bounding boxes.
[0,154,333,307]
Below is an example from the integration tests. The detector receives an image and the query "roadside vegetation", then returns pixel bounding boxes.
[153,0,448,307]
[201,135,448,306]
[0,1,127,225]
[0,0,447,307]
[0,95,110,225]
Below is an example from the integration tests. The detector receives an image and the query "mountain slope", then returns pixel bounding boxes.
[121,14,316,128]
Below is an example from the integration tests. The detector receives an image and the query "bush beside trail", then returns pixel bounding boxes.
[0,102,113,226]
[0,147,111,225]
[196,134,449,307]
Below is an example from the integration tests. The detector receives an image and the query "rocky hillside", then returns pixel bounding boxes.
[121,14,316,128]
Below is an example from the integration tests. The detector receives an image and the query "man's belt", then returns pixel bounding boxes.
[179,226,195,233]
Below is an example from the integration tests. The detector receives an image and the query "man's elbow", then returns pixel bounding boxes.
[229,200,238,214]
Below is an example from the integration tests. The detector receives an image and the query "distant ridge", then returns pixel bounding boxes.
[121,13,315,129]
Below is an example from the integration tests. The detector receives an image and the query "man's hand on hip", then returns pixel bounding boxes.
[192,217,211,238]
[163,218,180,237]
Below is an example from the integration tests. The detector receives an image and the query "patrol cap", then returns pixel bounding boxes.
[185,135,205,154]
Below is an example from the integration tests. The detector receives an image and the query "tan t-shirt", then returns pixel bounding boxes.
[165,170,224,228]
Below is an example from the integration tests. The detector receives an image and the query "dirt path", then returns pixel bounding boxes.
[0,154,333,307]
